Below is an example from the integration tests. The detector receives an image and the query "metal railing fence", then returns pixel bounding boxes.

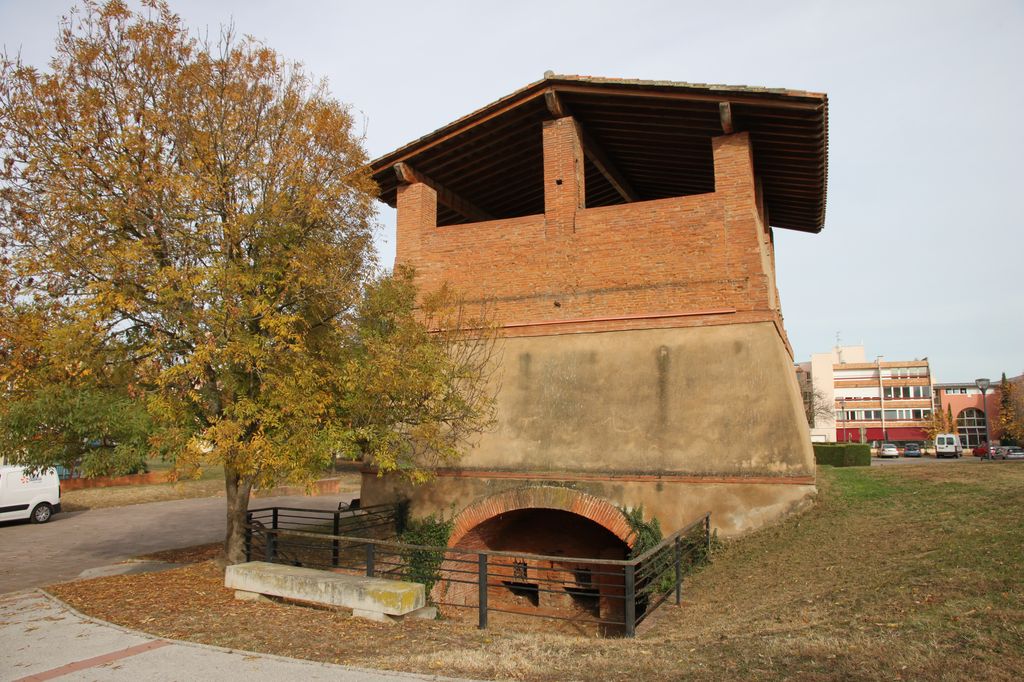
[244,507,711,637]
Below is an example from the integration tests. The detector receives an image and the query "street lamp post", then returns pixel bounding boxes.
[976,378,991,460]
[840,398,848,443]
[877,356,887,444]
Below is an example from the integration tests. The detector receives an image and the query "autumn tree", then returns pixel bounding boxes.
[924,407,946,443]
[0,1,496,562]
[997,373,1022,445]
[1013,380,1024,444]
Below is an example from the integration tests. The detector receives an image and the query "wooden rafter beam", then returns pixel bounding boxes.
[544,89,566,118]
[394,162,493,223]
[544,89,639,203]
[578,128,639,203]
[719,101,734,134]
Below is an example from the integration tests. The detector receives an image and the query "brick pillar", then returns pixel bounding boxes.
[712,132,773,312]
[395,181,437,267]
[542,116,585,237]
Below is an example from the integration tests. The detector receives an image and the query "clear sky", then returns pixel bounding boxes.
[2,0,1021,383]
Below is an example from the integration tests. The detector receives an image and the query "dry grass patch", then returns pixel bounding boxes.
[50,463,1024,681]
[136,543,223,564]
[61,479,225,512]
[61,471,361,512]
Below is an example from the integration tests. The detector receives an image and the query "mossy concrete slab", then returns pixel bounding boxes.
[225,562,425,617]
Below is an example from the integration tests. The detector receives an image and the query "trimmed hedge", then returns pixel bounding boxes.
[813,443,871,467]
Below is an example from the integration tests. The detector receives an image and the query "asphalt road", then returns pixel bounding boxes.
[0,493,352,594]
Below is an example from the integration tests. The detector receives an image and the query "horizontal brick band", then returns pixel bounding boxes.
[497,307,736,330]
[362,467,815,487]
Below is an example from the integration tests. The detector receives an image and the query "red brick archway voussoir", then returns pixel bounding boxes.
[448,486,636,548]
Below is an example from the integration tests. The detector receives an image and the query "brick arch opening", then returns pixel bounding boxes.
[439,487,634,629]
[448,486,636,550]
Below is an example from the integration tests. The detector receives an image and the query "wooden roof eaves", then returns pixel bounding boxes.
[369,82,550,175]
[370,76,829,233]
[369,77,826,175]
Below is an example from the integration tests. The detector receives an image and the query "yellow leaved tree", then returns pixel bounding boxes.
[0,1,496,562]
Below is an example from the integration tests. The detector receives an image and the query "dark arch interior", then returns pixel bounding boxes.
[454,508,631,628]
[458,508,629,559]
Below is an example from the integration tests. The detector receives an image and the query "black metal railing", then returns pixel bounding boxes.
[244,508,712,637]
[244,503,403,567]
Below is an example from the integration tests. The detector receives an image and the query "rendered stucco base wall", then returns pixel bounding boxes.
[361,474,815,539]
[361,319,815,537]
[471,321,814,477]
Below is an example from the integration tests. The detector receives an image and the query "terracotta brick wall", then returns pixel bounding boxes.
[396,130,786,343]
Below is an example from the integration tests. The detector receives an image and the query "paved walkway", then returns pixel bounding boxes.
[0,494,350,594]
[0,590,467,682]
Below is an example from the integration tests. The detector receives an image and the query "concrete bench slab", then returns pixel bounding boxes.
[225,561,430,623]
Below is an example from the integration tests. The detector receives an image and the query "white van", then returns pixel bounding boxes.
[0,461,61,524]
[935,433,963,459]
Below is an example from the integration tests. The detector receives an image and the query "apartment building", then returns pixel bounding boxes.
[798,345,933,444]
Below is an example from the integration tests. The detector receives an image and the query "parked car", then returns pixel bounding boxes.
[935,433,963,459]
[972,442,994,457]
[879,443,899,458]
[0,461,61,524]
[990,446,1007,460]
[903,443,922,457]
[1005,447,1024,461]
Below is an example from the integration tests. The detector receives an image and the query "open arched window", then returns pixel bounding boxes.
[957,408,987,448]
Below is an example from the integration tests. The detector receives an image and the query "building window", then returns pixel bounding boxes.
[957,408,987,448]
[885,386,928,400]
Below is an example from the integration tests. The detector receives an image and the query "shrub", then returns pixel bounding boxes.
[398,512,453,596]
[813,443,871,467]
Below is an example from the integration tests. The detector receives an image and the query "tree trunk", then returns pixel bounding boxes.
[223,463,254,565]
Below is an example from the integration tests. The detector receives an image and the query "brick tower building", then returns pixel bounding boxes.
[362,75,828,565]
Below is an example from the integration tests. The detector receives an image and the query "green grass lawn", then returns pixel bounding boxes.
[655,462,1024,680]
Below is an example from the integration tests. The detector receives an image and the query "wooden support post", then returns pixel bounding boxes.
[719,101,734,134]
